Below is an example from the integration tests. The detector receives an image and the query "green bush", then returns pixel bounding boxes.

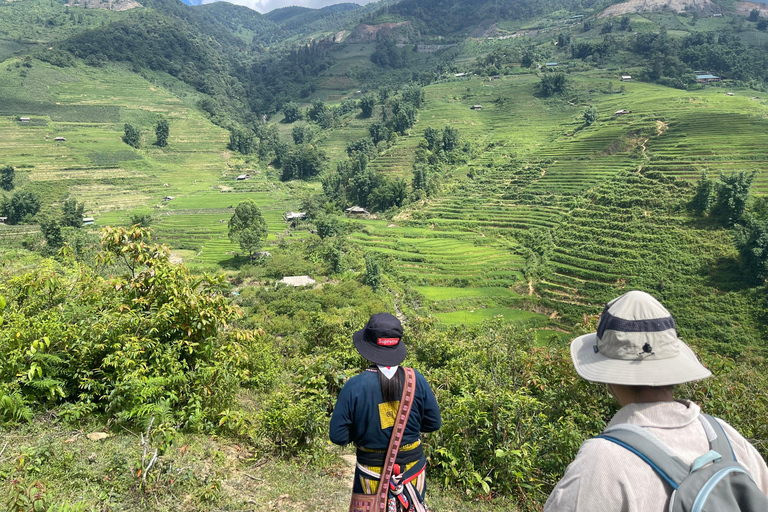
[0,226,260,429]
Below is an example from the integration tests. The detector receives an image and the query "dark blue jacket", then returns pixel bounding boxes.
[330,368,441,450]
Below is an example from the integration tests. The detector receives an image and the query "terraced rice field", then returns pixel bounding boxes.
[343,77,768,324]
[0,59,302,267]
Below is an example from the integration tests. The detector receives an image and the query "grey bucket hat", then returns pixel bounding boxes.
[571,290,711,386]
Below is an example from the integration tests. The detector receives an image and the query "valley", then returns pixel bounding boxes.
[0,0,767,510]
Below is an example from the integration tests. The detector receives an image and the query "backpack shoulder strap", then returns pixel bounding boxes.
[374,367,417,509]
[596,425,689,490]
[700,414,737,463]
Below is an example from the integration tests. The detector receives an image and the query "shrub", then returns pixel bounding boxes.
[0,226,259,429]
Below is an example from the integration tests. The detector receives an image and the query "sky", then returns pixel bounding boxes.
[200,0,376,13]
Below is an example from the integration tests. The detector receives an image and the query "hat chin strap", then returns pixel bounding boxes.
[377,365,399,379]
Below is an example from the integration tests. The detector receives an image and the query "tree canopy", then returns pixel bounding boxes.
[228,199,268,261]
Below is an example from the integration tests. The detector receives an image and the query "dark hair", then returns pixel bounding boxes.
[378,366,405,403]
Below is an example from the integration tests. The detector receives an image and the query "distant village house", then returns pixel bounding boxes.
[19,117,30,123]
[345,206,371,216]
[283,211,307,222]
[696,74,721,84]
[54,137,66,142]
[454,72,468,78]
[0,217,7,225]
[620,76,632,82]
[235,174,251,181]
[82,217,95,226]
[162,196,175,202]
[545,62,559,67]
[470,105,483,111]
[614,109,630,116]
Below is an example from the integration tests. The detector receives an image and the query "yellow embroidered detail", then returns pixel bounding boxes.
[378,400,399,429]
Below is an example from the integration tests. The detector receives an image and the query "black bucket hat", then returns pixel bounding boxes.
[353,313,406,366]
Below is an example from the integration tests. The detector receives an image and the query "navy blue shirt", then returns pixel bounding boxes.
[329,368,441,449]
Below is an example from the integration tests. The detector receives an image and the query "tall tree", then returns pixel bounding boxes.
[0,165,14,191]
[364,254,381,291]
[538,73,567,97]
[123,124,141,148]
[39,216,64,250]
[360,95,376,118]
[62,198,86,228]
[1,191,41,225]
[282,102,302,123]
[689,171,716,216]
[228,199,268,262]
[583,106,598,126]
[713,171,756,226]
[738,215,768,283]
[155,116,169,147]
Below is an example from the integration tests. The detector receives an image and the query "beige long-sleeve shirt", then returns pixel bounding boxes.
[544,400,768,512]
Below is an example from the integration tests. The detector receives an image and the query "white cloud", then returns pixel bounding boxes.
[202,0,376,13]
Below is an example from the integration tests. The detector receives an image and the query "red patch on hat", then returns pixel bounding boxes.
[377,338,400,346]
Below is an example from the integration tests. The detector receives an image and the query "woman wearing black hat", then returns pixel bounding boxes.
[330,313,441,512]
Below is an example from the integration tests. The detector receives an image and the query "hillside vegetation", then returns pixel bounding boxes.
[1,0,768,510]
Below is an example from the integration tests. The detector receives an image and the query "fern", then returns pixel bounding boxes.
[0,391,34,423]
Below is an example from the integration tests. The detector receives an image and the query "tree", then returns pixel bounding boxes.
[521,50,535,68]
[307,100,328,123]
[402,85,425,108]
[620,16,631,31]
[364,254,381,291]
[346,137,376,158]
[315,214,341,239]
[282,102,302,123]
[228,199,268,262]
[129,212,152,227]
[689,171,716,216]
[442,126,460,152]
[748,8,760,22]
[0,165,14,191]
[123,123,141,148]
[155,116,169,147]
[360,95,375,118]
[583,106,598,126]
[758,19,768,31]
[281,145,325,181]
[369,123,392,145]
[538,73,567,97]
[39,216,64,250]
[423,127,442,152]
[738,215,768,283]
[1,191,41,224]
[392,101,417,135]
[61,198,85,228]
[712,170,756,226]
[228,128,257,155]
[292,125,313,145]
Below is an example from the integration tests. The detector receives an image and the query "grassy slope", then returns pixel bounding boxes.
[0,58,306,268]
[0,419,517,512]
[295,21,768,325]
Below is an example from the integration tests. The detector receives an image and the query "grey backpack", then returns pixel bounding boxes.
[596,414,768,512]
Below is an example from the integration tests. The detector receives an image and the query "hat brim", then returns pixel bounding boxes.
[571,333,711,386]
[353,328,407,366]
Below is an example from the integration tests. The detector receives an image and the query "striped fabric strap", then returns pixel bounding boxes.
[374,367,416,512]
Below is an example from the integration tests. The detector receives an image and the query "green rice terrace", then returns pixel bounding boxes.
[2,53,768,324]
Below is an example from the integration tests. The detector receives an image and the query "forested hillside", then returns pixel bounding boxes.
[1,0,768,509]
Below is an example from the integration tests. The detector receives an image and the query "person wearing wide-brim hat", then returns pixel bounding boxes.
[545,290,768,512]
[330,313,441,512]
